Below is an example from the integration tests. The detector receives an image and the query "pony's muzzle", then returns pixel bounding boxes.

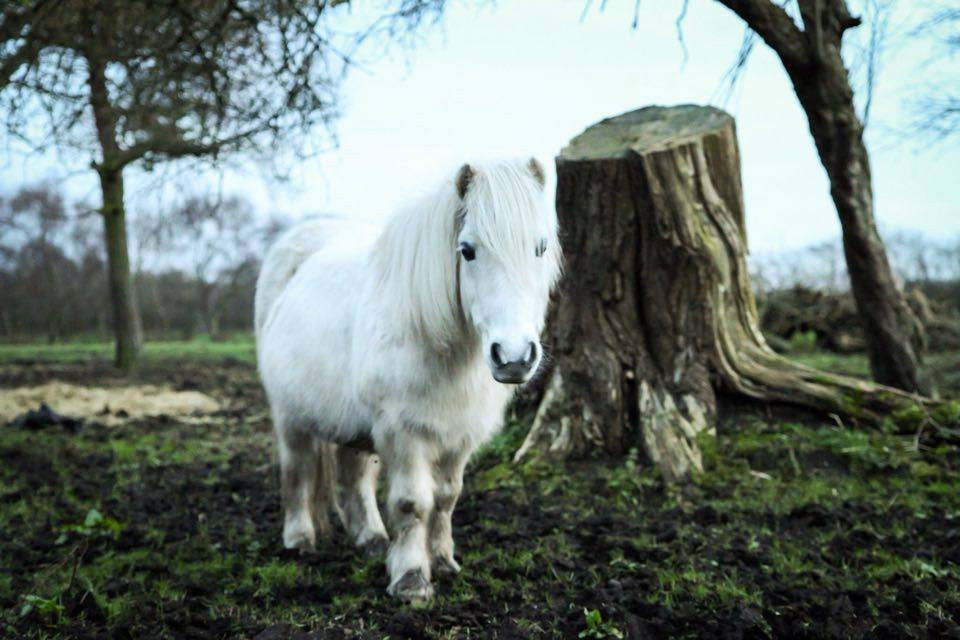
[490,341,538,384]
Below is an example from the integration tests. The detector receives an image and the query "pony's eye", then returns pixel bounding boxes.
[459,242,476,261]
[535,239,547,258]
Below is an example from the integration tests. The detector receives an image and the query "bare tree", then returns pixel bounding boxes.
[168,194,256,338]
[913,5,960,139]
[0,184,99,340]
[887,230,937,283]
[0,0,368,369]
[711,0,925,392]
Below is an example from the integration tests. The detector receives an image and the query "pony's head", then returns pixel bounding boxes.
[454,158,561,384]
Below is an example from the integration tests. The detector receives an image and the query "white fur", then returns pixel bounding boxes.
[255,158,560,599]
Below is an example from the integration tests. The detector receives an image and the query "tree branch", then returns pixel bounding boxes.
[0,40,43,87]
[107,126,263,171]
[798,0,861,45]
[0,0,58,87]
[831,0,862,31]
[714,0,810,69]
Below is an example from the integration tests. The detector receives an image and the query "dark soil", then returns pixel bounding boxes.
[2,359,959,639]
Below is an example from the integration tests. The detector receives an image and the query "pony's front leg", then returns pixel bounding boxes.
[429,450,468,575]
[382,434,435,602]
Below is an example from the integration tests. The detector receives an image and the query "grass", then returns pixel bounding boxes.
[0,333,256,364]
[792,349,960,404]
[1,344,959,637]
[791,350,872,377]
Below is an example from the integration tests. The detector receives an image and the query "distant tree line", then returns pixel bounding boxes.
[750,232,960,299]
[3,181,957,346]
[0,183,286,342]
[751,232,960,356]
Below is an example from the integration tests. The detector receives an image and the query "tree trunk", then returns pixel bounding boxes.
[88,54,142,371]
[199,281,220,339]
[786,44,925,393]
[98,168,143,371]
[515,105,951,481]
[713,0,924,393]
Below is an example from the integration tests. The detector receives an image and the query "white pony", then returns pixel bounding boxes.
[255,158,561,601]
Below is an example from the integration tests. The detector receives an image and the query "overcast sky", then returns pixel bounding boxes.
[1,0,957,254]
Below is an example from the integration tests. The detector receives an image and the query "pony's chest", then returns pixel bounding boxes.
[363,353,511,445]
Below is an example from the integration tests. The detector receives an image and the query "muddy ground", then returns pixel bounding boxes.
[1,356,959,639]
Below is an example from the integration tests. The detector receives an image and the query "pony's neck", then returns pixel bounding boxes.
[369,180,472,356]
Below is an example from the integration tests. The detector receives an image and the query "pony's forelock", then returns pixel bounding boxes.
[461,160,561,284]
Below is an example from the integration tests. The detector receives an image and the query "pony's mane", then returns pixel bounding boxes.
[369,159,559,350]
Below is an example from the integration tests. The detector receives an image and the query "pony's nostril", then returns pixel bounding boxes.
[491,343,505,367]
[525,342,538,366]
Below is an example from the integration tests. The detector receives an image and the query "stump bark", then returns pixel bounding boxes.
[515,105,953,481]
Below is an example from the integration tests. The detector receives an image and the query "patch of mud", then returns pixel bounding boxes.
[6,446,960,639]
[0,381,220,424]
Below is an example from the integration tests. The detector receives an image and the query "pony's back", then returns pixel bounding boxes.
[254,217,347,338]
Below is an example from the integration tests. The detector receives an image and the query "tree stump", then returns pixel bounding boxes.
[515,105,956,481]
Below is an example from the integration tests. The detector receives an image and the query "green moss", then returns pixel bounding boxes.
[932,400,960,426]
[891,403,926,431]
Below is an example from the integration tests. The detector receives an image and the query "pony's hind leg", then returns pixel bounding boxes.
[312,439,339,539]
[381,433,435,602]
[337,446,389,554]
[428,449,469,575]
[277,425,336,551]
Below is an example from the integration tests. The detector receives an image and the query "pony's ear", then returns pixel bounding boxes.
[527,157,546,189]
[456,164,475,199]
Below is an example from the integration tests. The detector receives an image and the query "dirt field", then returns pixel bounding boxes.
[1,354,959,639]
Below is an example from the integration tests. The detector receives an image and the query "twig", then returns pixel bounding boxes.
[676,0,690,65]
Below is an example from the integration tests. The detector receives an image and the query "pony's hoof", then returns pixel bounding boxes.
[433,554,461,575]
[283,529,316,553]
[387,569,434,603]
[359,534,390,557]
